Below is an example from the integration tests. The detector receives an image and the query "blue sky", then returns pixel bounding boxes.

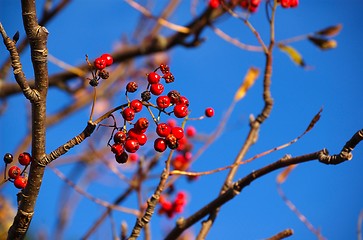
[1,0,363,239]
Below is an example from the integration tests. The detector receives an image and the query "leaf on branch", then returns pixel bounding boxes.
[278,44,306,67]
[277,164,297,184]
[305,108,323,133]
[234,67,259,101]
[315,24,343,37]
[308,36,337,50]
[12,31,19,43]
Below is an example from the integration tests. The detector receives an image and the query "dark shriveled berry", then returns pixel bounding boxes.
[167,90,181,104]
[115,152,129,164]
[98,69,110,79]
[141,91,151,102]
[3,153,13,164]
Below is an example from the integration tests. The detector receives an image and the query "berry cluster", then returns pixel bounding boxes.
[278,0,299,8]
[158,191,187,218]
[3,152,31,189]
[105,64,214,165]
[240,0,261,13]
[87,53,114,87]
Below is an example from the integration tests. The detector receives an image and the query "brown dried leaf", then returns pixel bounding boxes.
[234,67,259,101]
[305,108,323,133]
[278,44,306,67]
[308,36,337,50]
[277,164,297,184]
[315,24,343,37]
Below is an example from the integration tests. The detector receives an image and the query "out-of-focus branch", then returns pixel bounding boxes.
[266,229,294,240]
[0,1,231,98]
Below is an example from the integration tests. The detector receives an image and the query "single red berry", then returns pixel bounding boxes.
[111,143,124,155]
[150,83,164,96]
[250,0,261,7]
[173,104,188,118]
[94,57,107,70]
[114,130,127,144]
[205,107,215,118]
[124,138,140,153]
[115,152,128,164]
[171,127,184,140]
[129,153,139,162]
[14,176,27,189]
[156,96,171,109]
[126,81,138,93]
[290,0,298,7]
[280,0,290,8]
[167,119,177,128]
[130,99,143,113]
[209,0,220,8]
[178,96,189,106]
[186,126,196,137]
[134,117,149,132]
[3,153,13,164]
[137,133,147,146]
[8,166,21,179]
[156,123,171,137]
[147,72,161,84]
[154,138,167,152]
[240,0,248,9]
[18,152,32,166]
[122,107,135,121]
[100,53,113,66]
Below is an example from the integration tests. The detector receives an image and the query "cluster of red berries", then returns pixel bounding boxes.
[278,0,299,8]
[110,117,149,164]
[158,191,187,218]
[107,64,214,164]
[240,0,261,13]
[3,152,31,189]
[88,53,114,87]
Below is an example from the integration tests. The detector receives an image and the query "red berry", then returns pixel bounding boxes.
[137,133,147,146]
[156,123,171,137]
[147,72,161,84]
[171,127,184,140]
[150,83,164,96]
[122,107,135,121]
[94,57,107,70]
[167,119,177,128]
[280,0,290,8]
[126,81,138,93]
[162,72,175,83]
[156,96,171,109]
[154,138,167,152]
[186,126,196,137]
[130,99,143,113]
[111,143,124,155]
[115,152,128,164]
[18,152,32,166]
[100,53,113,66]
[209,0,220,8]
[114,130,127,144]
[290,0,298,7]
[129,153,139,162]
[128,128,147,145]
[205,107,214,118]
[178,96,189,106]
[3,153,13,164]
[8,166,21,179]
[14,176,27,189]
[134,117,149,132]
[173,104,188,118]
[160,64,170,74]
[240,0,248,9]
[166,134,178,149]
[124,139,140,153]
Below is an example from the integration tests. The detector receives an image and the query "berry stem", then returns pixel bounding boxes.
[89,88,97,121]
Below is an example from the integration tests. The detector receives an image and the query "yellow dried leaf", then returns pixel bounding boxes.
[316,24,343,37]
[234,67,259,101]
[277,164,297,184]
[278,44,305,67]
